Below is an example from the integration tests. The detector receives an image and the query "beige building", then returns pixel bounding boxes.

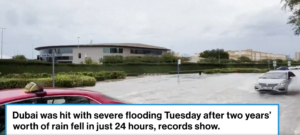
[35,43,170,64]
[295,52,300,61]
[226,49,286,61]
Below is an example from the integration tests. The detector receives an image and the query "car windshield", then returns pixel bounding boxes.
[261,72,287,79]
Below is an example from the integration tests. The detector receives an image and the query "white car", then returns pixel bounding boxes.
[254,70,296,94]
[289,66,299,70]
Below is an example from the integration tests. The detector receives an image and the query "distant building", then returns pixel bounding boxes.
[295,52,300,61]
[187,53,204,63]
[35,43,170,64]
[173,52,180,57]
[194,53,200,57]
[226,49,286,61]
[286,55,291,60]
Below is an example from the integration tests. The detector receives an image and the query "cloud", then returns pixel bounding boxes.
[1,54,11,59]
[0,0,298,58]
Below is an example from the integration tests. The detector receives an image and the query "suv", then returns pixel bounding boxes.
[254,70,296,94]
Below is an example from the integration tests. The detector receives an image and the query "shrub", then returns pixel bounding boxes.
[95,76,105,81]
[84,57,98,65]
[1,73,51,79]
[202,68,268,74]
[12,55,26,60]
[126,73,139,76]
[0,75,96,90]
[2,71,127,81]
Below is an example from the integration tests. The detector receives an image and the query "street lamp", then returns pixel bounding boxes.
[32,43,34,59]
[77,37,80,48]
[77,37,80,63]
[52,49,56,87]
[218,48,220,63]
[0,27,6,59]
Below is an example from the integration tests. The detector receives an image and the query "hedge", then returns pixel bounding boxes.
[169,70,203,74]
[0,74,96,90]
[202,68,269,74]
[1,71,126,81]
[0,59,291,75]
[126,73,139,76]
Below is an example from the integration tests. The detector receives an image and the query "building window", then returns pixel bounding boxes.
[130,49,162,55]
[103,48,123,53]
[56,56,73,60]
[103,48,110,53]
[40,48,72,55]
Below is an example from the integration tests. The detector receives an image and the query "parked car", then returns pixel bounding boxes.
[289,66,300,70]
[277,66,289,70]
[254,70,296,94]
[0,82,126,135]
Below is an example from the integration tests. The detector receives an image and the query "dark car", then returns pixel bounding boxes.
[276,66,289,70]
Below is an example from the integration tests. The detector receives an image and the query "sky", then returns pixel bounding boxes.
[0,0,298,59]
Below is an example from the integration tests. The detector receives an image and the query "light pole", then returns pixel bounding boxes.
[77,37,80,63]
[52,49,56,87]
[0,28,6,59]
[77,37,80,48]
[218,48,220,63]
[32,43,34,59]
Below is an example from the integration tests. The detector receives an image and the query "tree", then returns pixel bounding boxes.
[12,55,26,60]
[161,52,178,63]
[282,0,300,35]
[237,56,252,62]
[275,59,284,63]
[199,49,229,59]
[178,56,191,63]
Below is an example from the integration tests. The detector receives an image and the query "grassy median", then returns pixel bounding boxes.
[0,71,127,90]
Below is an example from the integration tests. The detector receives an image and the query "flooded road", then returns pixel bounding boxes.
[80,73,300,134]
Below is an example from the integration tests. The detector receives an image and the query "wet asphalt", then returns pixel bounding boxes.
[80,73,300,134]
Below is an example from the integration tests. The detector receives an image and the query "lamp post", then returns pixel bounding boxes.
[77,37,80,48]
[77,37,80,63]
[32,43,34,59]
[218,48,220,63]
[52,49,56,87]
[0,27,6,59]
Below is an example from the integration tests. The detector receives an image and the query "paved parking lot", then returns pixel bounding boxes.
[81,73,300,134]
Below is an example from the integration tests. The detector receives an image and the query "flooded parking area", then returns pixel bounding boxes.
[80,73,300,134]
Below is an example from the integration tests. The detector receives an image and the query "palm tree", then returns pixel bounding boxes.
[281,0,300,11]
[282,0,300,35]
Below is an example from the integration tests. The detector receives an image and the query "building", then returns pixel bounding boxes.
[187,53,203,63]
[286,55,291,60]
[295,52,300,61]
[173,52,180,57]
[35,43,170,64]
[226,49,286,61]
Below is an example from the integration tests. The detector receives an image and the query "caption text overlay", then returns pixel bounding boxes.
[6,104,278,135]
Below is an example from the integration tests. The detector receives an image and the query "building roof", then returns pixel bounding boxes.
[35,43,170,51]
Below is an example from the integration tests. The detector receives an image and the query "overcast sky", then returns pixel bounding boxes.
[0,0,298,58]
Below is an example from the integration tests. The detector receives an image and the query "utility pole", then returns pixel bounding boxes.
[32,43,34,59]
[77,37,80,63]
[0,27,6,59]
[218,48,220,63]
[77,37,80,48]
[268,59,270,70]
[52,49,55,87]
